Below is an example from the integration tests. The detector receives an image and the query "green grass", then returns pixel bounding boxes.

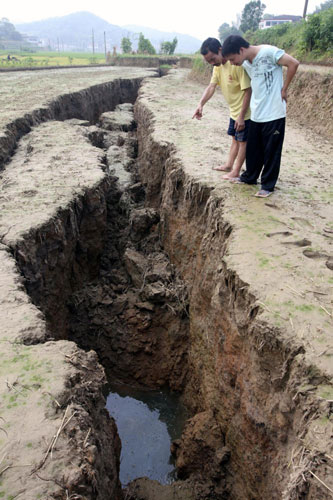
[116,53,191,58]
[0,50,108,68]
[280,300,322,316]
[0,50,193,69]
[319,385,333,400]
[295,304,315,312]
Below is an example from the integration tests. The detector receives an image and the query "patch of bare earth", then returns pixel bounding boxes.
[0,64,332,500]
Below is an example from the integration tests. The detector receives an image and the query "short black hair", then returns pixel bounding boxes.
[222,35,250,56]
[200,37,222,56]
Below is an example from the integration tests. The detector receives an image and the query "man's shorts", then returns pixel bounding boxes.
[227,118,250,142]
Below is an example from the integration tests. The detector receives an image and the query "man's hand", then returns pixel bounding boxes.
[281,88,288,102]
[278,53,299,103]
[235,117,245,131]
[192,83,217,120]
[192,105,203,120]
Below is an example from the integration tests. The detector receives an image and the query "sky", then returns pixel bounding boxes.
[3,0,320,40]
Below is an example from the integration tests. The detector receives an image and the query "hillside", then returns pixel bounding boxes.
[16,11,201,53]
[16,12,126,52]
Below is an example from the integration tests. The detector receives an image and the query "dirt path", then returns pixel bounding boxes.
[299,63,333,75]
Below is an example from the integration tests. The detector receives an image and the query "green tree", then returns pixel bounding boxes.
[247,5,333,57]
[138,33,156,55]
[121,37,132,54]
[218,22,242,42]
[301,8,333,52]
[0,18,22,41]
[314,0,333,12]
[160,37,178,54]
[240,1,266,33]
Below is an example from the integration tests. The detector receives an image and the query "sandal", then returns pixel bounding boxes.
[254,189,272,198]
[230,177,246,184]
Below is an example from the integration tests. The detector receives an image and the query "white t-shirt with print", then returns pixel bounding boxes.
[243,45,286,123]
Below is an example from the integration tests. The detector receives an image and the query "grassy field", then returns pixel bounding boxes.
[0,50,108,67]
[0,50,193,68]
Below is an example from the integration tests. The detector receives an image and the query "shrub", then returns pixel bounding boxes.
[246,8,333,59]
[121,37,132,54]
[189,54,212,84]
[138,33,156,55]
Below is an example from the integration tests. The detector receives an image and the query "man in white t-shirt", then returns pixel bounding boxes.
[222,35,299,197]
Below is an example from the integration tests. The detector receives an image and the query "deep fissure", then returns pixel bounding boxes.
[64,102,192,487]
[3,77,256,499]
[8,86,205,496]
[66,106,190,390]
[3,72,328,500]
[1,77,275,500]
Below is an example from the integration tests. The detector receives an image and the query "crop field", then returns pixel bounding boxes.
[0,50,108,67]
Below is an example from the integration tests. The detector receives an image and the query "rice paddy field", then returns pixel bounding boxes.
[0,50,109,67]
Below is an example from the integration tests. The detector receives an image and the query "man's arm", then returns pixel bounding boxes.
[235,87,251,131]
[192,83,217,120]
[278,53,299,102]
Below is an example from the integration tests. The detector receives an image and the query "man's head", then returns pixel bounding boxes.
[222,35,250,65]
[200,37,226,66]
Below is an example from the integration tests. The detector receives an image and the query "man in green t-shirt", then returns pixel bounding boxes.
[192,37,251,180]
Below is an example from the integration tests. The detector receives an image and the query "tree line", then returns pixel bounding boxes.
[121,33,178,55]
[0,18,22,41]
[218,0,333,59]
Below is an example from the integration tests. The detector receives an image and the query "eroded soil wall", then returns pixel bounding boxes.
[0,83,192,498]
[0,77,143,168]
[7,79,145,338]
[134,91,332,500]
[1,68,332,500]
[0,77,148,500]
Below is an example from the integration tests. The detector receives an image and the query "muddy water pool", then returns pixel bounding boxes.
[105,383,188,485]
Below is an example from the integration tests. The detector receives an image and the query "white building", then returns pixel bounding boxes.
[259,15,302,29]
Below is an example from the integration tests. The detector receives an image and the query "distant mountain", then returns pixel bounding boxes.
[122,25,201,54]
[16,12,126,52]
[16,12,200,54]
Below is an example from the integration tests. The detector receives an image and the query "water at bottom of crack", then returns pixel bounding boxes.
[105,382,187,486]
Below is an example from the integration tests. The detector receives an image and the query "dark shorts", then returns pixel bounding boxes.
[227,118,250,142]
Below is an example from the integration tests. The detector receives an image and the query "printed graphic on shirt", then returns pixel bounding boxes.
[264,71,273,93]
[251,56,277,95]
[252,56,276,75]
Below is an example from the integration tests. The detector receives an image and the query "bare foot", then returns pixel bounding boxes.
[212,165,232,172]
[222,172,240,180]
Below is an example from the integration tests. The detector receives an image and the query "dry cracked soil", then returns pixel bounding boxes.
[0,64,332,500]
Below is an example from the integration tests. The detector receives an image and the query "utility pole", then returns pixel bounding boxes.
[303,0,309,18]
[92,29,95,54]
[104,31,107,59]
